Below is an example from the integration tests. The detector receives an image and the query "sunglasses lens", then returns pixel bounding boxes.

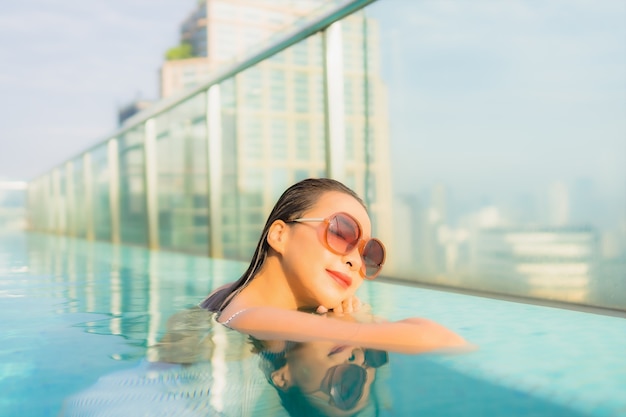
[326,214,360,254]
[328,365,367,411]
[364,349,389,368]
[324,213,385,279]
[361,239,385,278]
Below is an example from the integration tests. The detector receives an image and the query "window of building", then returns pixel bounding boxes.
[271,119,288,159]
[295,120,310,160]
[270,69,287,111]
[294,72,309,113]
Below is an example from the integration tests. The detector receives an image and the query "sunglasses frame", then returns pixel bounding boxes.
[288,212,386,279]
[319,349,389,410]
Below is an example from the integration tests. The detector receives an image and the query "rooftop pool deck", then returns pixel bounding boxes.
[1,232,625,417]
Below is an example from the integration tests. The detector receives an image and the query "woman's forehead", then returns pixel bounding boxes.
[308,191,370,225]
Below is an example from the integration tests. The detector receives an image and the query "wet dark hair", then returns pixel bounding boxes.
[200,178,365,313]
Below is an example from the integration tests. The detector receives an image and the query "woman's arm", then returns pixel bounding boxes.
[224,306,470,355]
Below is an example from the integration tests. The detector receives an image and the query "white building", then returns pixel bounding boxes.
[160,0,330,98]
[473,226,598,302]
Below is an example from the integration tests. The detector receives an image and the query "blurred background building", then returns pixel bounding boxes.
[471,226,597,303]
[118,99,154,127]
[160,0,332,98]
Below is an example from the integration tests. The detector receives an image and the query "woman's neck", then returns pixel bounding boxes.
[235,258,300,310]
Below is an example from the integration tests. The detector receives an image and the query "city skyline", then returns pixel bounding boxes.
[398,176,624,228]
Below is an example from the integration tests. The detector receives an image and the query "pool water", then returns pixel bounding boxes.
[1,232,625,417]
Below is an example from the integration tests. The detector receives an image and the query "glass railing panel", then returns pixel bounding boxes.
[362,0,626,309]
[213,0,354,75]
[155,92,209,254]
[218,77,242,260]
[71,156,86,239]
[0,180,27,232]
[37,174,54,233]
[339,10,393,246]
[219,33,327,261]
[118,125,148,246]
[55,167,67,235]
[91,143,112,241]
[25,179,39,231]
[44,174,55,232]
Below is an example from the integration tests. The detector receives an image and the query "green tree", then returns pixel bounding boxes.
[165,42,194,60]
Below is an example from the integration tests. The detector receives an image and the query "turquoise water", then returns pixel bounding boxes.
[1,232,625,417]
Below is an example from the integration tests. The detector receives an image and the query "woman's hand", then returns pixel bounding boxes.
[316,295,369,314]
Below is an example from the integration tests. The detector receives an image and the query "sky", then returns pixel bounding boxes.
[0,0,195,181]
[368,0,626,202]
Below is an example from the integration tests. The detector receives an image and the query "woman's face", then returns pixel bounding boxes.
[280,341,377,416]
[281,191,372,309]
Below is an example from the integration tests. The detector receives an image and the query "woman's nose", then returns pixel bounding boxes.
[342,249,361,273]
[346,348,366,366]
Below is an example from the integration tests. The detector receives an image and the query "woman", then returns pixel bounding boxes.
[201,178,469,355]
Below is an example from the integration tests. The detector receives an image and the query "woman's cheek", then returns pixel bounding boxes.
[317,285,348,309]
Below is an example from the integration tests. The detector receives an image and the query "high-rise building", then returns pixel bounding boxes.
[548,181,570,227]
[160,0,331,98]
[159,1,394,260]
[118,100,154,126]
[472,226,598,302]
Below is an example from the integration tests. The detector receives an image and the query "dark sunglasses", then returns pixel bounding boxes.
[318,349,389,411]
[288,212,386,279]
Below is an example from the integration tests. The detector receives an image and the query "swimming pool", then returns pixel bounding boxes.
[1,232,625,417]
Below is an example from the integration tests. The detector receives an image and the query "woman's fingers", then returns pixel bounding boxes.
[317,295,367,314]
[316,305,328,314]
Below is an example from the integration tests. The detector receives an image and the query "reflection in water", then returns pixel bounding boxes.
[258,339,388,417]
[152,308,389,416]
[26,233,246,358]
[62,306,389,417]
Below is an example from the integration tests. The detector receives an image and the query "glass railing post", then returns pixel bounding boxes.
[144,118,159,250]
[323,20,346,181]
[43,175,50,232]
[108,139,121,244]
[65,161,75,237]
[52,168,62,235]
[207,85,223,258]
[83,152,95,241]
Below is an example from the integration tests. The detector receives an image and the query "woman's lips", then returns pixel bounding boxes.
[327,270,352,288]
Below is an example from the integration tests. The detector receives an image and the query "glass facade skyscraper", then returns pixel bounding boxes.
[160,0,341,98]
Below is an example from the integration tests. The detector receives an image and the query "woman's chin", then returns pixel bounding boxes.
[317,297,344,312]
